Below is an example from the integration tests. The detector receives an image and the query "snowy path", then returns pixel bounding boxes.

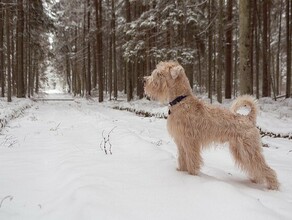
[0,95,292,220]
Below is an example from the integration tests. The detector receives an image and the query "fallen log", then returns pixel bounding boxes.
[113,106,292,140]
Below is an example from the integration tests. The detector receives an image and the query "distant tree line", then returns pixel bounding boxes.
[0,0,291,102]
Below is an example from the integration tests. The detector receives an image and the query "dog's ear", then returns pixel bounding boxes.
[170,65,184,79]
[152,69,159,77]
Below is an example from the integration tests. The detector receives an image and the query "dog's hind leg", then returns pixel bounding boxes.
[231,138,279,190]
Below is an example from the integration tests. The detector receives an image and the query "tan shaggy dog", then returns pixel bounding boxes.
[144,61,279,190]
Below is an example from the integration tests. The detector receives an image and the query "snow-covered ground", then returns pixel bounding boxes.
[0,94,291,220]
[0,98,33,131]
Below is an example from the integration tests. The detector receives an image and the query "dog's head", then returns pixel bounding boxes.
[144,61,190,103]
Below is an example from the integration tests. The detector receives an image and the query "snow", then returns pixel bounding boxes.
[0,94,292,220]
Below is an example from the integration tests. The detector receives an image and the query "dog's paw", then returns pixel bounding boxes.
[176,167,187,172]
[250,177,264,184]
[188,170,199,176]
[267,183,279,190]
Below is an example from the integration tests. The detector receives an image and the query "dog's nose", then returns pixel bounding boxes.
[143,77,148,85]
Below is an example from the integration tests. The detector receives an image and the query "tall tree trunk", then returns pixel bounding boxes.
[254,0,260,98]
[249,0,254,95]
[66,53,71,93]
[27,2,32,98]
[112,0,117,100]
[239,0,252,95]
[216,0,223,103]
[92,41,97,89]
[87,0,91,96]
[108,26,112,100]
[233,26,238,97]
[107,0,112,100]
[0,3,4,97]
[95,0,104,102]
[6,4,11,102]
[286,0,291,98]
[30,51,34,97]
[11,16,16,96]
[208,0,213,102]
[262,0,269,97]
[276,1,283,96]
[125,0,133,101]
[225,0,233,99]
[82,2,87,96]
[267,0,272,97]
[17,0,25,98]
[35,63,39,94]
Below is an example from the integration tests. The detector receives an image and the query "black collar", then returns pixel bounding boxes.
[168,95,187,115]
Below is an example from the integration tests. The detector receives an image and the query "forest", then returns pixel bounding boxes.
[0,0,291,102]
[1,1,292,219]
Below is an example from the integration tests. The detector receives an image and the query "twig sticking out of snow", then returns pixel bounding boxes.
[0,195,13,208]
[50,122,61,131]
[0,135,17,148]
[100,127,116,155]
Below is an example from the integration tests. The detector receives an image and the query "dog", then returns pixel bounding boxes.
[144,61,279,190]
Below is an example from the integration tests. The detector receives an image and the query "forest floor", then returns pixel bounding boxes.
[0,92,291,220]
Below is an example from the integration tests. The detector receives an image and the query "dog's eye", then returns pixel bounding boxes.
[157,72,163,78]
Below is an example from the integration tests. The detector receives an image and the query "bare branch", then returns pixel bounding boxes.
[100,126,117,154]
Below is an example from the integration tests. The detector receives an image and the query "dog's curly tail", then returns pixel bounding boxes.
[230,95,258,124]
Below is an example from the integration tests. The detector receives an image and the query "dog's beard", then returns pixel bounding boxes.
[144,77,169,103]
[144,89,168,104]
[144,89,158,101]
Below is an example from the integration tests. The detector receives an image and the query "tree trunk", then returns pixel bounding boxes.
[286,0,291,98]
[95,0,104,102]
[17,0,25,98]
[254,0,260,99]
[27,2,32,98]
[125,0,133,101]
[35,63,39,94]
[233,26,238,97]
[112,0,117,100]
[30,51,35,97]
[66,54,71,93]
[225,0,233,99]
[92,41,97,89]
[262,0,269,97]
[82,3,87,96]
[0,3,4,97]
[208,0,213,102]
[87,0,91,96]
[6,4,11,102]
[108,26,112,100]
[249,0,254,95]
[216,0,223,103]
[11,18,16,96]
[276,1,283,95]
[239,0,252,95]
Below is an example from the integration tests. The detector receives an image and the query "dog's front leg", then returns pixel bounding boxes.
[184,140,202,175]
[176,141,188,172]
